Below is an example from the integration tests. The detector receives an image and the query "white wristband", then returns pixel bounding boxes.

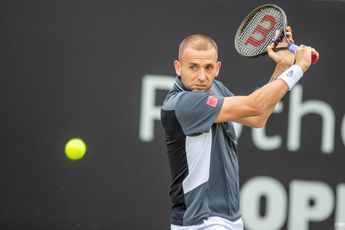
[277,65,304,90]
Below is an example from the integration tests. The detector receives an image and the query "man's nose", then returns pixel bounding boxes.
[197,69,206,81]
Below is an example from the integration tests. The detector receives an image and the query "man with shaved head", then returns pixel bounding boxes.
[161,31,317,230]
[178,34,218,60]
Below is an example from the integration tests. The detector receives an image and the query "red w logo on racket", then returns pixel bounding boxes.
[245,15,276,47]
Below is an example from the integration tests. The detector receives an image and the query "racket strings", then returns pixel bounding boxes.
[236,7,284,57]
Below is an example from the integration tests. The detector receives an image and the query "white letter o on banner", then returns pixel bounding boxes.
[241,176,287,230]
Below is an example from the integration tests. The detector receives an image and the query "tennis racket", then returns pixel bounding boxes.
[234,4,318,64]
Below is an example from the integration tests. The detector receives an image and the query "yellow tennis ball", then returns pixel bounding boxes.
[65,138,87,160]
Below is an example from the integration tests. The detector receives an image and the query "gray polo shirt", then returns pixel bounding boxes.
[161,77,241,226]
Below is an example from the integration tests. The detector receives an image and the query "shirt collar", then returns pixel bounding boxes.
[173,76,189,92]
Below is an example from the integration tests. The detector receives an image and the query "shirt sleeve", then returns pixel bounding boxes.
[175,92,224,136]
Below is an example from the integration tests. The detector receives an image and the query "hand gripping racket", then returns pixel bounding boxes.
[234,4,318,64]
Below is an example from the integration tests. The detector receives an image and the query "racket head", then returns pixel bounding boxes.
[234,4,288,59]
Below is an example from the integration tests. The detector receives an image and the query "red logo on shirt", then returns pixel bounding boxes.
[206,96,218,108]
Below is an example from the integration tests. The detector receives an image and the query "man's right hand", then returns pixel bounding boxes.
[295,45,319,72]
[267,26,295,67]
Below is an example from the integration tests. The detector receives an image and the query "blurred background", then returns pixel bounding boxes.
[1,0,344,229]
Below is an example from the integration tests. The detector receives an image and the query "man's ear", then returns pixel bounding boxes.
[215,61,222,77]
[174,60,181,76]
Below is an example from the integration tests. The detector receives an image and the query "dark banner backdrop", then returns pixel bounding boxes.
[1,0,344,229]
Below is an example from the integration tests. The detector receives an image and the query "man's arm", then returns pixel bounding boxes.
[220,27,295,127]
[215,45,315,127]
[233,62,291,128]
[215,76,289,127]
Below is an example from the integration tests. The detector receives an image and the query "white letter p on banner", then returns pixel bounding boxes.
[288,180,334,230]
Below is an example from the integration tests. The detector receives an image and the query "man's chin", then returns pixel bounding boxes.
[192,88,209,92]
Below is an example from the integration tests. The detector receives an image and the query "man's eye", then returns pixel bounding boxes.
[207,66,214,70]
[190,66,197,70]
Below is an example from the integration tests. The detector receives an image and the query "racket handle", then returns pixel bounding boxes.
[288,44,319,64]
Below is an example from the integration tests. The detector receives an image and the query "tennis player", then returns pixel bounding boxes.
[161,27,317,230]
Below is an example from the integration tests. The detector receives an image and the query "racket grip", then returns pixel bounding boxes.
[288,44,319,64]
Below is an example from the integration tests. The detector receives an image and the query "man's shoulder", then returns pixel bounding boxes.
[162,90,210,111]
[213,79,234,96]
[213,79,227,89]
[162,90,186,111]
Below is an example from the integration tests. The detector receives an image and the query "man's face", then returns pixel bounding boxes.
[174,47,221,92]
